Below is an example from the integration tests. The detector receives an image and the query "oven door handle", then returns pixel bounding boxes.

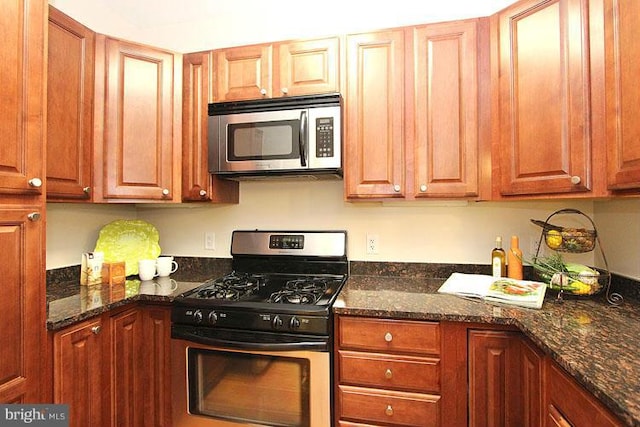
[299,110,307,167]
[172,328,329,352]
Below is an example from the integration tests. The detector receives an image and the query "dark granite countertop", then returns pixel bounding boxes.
[334,274,640,427]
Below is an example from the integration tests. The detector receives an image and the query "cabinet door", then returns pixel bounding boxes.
[96,36,181,202]
[345,29,406,199]
[47,6,94,201]
[0,207,45,403]
[520,336,544,427]
[413,20,479,198]
[53,317,108,427]
[213,44,272,101]
[274,37,340,97]
[497,0,592,196]
[468,329,523,427]
[0,0,45,196]
[141,306,172,427]
[111,308,144,427]
[604,0,640,190]
[182,51,238,203]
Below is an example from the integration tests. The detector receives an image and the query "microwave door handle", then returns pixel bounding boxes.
[299,110,307,167]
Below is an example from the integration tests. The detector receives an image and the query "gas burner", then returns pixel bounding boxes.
[269,277,329,305]
[195,272,266,300]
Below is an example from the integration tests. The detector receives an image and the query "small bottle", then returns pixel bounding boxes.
[507,235,523,280]
[491,236,506,277]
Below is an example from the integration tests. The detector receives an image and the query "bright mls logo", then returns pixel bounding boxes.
[0,405,68,426]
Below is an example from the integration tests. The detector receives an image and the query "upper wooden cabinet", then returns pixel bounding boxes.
[0,0,45,197]
[47,6,94,201]
[93,36,182,202]
[345,20,485,200]
[604,0,640,191]
[212,37,340,101]
[182,51,239,203]
[495,0,596,197]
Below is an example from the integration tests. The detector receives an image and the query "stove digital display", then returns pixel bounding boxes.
[269,234,304,250]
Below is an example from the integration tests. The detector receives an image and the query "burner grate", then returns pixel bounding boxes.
[269,277,330,305]
[195,272,266,301]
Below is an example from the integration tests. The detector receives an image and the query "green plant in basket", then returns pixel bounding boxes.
[530,252,600,295]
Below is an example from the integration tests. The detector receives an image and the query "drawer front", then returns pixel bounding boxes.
[339,350,440,393]
[338,385,440,426]
[338,317,440,355]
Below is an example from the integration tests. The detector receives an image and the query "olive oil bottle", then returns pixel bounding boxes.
[491,236,506,277]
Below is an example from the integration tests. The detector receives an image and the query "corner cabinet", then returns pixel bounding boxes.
[494,0,602,197]
[182,51,239,203]
[212,37,340,101]
[46,6,95,201]
[93,36,182,203]
[345,20,486,200]
[604,0,640,191]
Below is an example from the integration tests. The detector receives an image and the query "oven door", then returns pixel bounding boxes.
[172,337,331,427]
[210,109,308,174]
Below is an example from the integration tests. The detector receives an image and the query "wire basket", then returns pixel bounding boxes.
[532,265,609,297]
[542,227,596,253]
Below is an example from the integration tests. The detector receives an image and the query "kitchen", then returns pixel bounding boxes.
[3,0,640,426]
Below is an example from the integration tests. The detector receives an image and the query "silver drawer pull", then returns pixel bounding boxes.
[83,186,91,194]
[199,189,207,197]
[385,369,392,379]
[28,178,42,188]
[91,326,101,335]
[570,175,581,185]
[385,405,393,416]
[162,188,170,196]
[384,332,393,342]
[27,212,41,222]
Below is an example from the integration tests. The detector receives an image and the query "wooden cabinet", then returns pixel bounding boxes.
[603,0,640,191]
[182,51,238,203]
[345,20,485,200]
[545,358,623,427]
[52,304,172,426]
[93,36,182,202]
[0,0,47,405]
[344,29,406,199]
[335,316,443,426]
[0,0,45,197]
[47,6,94,201]
[495,0,600,197]
[213,37,339,101]
[53,316,108,427]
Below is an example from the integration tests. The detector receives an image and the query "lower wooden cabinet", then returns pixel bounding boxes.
[52,304,171,427]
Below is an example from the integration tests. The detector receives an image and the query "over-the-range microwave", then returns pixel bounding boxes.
[208,93,342,180]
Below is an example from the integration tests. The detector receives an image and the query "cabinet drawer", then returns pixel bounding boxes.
[338,350,440,393]
[338,385,440,426]
[338,317,440,355]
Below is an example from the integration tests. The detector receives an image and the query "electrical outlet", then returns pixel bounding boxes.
[366,234,379,255]
[205,232,215,250]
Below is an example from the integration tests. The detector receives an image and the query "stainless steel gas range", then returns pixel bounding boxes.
[171,230,348,427]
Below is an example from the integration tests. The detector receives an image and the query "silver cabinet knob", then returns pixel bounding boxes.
[28,178,42,188]
[384,332,393,342]
[393,184,401,192]
[83,186,91,194]
[91,325,101,335]
[27,212,41,222]
[570,176,581,185]
[419,184,427,192]
[385,369,393,379]
[162,188,170,196]
[260,88,267,96]
[199,189,207,197]
[281,87,288,95]
[385,405,393,416]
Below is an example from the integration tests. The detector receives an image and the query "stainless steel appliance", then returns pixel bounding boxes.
[208,93,342,179]
[171,230,348,427]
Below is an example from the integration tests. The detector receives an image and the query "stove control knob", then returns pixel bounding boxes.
[208,311,218,325]
[289,316,301,330]
[272,315,283,330]
[193,309,203,324]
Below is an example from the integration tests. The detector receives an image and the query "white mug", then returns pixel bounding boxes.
[138,259,157,281]
[156,256,178,277]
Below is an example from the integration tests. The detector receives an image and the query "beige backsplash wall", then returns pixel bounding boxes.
[47,180,640,278]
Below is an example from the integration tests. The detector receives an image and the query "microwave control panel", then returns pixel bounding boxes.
[315,117,334,158]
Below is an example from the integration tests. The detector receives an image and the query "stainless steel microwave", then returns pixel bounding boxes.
[208,93,342,179]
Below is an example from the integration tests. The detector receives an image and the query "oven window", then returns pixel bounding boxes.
[188,348,311,427]
[228,121,300,160]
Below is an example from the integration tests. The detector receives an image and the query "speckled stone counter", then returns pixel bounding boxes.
[334,274,640,427]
